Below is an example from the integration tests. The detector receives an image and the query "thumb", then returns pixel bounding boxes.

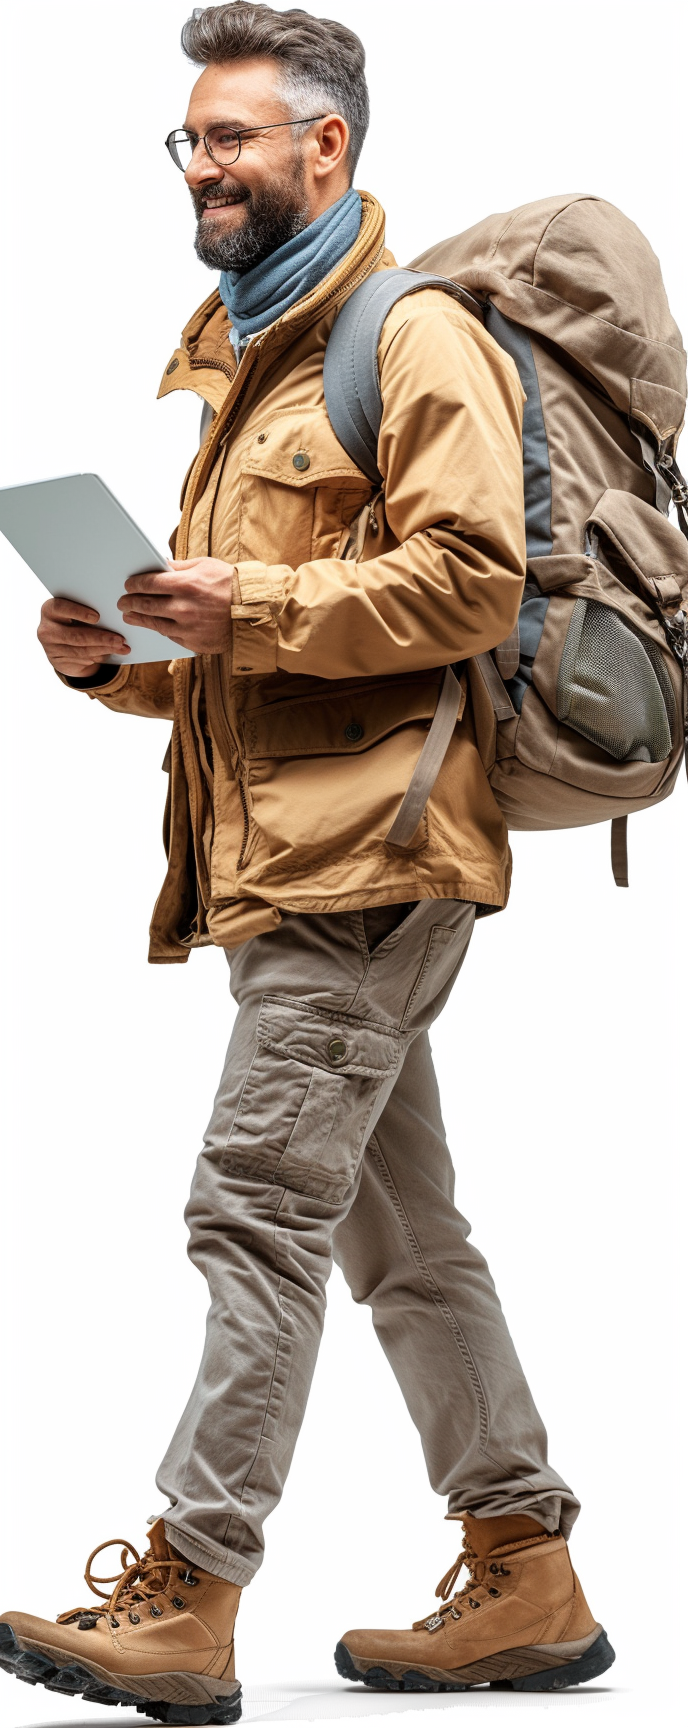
[167,557,203,570]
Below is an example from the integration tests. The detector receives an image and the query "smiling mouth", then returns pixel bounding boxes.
[202,194,247,212]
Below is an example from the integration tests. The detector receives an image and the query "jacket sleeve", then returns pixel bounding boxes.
[229,293,527,681]
[59,659,175,719]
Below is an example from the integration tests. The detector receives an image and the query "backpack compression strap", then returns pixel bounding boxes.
[323,268,483,483]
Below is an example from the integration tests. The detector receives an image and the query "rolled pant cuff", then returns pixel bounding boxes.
[164,1520,256,1588]
[447,1490,580,1542]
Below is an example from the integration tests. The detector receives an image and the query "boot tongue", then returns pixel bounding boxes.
[460,1511,548,1559]
[146,1518,173,1563]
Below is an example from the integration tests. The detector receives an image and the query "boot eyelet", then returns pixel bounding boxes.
[180,1569,198,1586]
[468,1598,481,1609]
[172,1597,186,1610]
[488,1587,500,1597]
[149,1604,163,1618]
[499,1565,511,1576]
[489,1563,500,1574]
[109,1616,120,1629]
[450,1607,462,1620]
[128,1611,140,1624]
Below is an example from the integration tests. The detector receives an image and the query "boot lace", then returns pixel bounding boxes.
[56,1538,196,1629]
[413,1533,512,1632]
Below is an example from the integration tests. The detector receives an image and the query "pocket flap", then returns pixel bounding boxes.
[257,994,400,1078]
[243,673,443,758]
[588,488,688,603]
[241,406,371,487]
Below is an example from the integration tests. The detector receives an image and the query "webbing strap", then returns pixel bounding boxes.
[494,622,521,682]
[611,816,629,887]
[385,665,462,850]
[323,269,483,483]
[473,652,518,722]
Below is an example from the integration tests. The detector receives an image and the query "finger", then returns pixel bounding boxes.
[45,596,101,624]
[123,569,180,595]
[120,610,180,636]
[167,558,203,570]
[53,658,110,675]
[120,591,184,618]
[41,623,130,651]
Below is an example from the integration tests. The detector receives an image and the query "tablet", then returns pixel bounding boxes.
[0,472,194,664]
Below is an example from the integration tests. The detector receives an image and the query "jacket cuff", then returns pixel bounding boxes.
[231,561,291,676]
[59,664,131,697]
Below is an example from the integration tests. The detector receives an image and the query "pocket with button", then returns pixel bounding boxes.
[237,406,371,567]
[222,994,401,1203]
[238,674,441,868]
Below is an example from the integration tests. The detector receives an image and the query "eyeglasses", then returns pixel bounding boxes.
[165,116,327,172]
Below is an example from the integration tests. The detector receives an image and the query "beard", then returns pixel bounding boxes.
[191,159,310,274]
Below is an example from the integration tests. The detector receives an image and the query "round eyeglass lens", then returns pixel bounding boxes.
[204,126,242,165]
[167,131,195,170]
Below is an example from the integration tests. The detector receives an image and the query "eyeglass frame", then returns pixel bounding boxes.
[165,115,328,171]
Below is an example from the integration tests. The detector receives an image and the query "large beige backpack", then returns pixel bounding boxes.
[324,195,688,882]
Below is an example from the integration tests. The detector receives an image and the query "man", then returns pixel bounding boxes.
[0,3,613,1718]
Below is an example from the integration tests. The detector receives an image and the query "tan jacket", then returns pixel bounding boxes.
[73,193,526,961]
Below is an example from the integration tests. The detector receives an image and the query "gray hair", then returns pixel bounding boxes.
[181,3,370,177]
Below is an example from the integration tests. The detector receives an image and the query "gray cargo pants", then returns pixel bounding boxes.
[157,901,579,1586]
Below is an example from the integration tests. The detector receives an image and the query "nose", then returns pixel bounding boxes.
[184,138,225,189]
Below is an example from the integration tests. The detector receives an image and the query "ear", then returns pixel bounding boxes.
[311,112,350,183]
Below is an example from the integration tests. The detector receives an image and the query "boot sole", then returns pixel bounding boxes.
[334,1627,616,1692]
[0,1622,242,1724]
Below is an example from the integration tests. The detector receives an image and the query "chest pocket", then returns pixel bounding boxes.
[238,406,371,567]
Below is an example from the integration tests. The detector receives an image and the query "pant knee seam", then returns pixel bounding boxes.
[367,1133,490,1449]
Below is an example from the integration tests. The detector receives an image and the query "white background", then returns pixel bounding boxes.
[0,2,686,1726]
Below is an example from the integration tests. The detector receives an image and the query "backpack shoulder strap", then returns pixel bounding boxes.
[323,268,482,482]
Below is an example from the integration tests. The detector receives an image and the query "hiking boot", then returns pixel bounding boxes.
[335,1512,615,1693]
[0,1518,242,1724]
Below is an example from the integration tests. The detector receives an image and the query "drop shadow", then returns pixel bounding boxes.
[238,1684,619,1720]
[14,1684,621,1728]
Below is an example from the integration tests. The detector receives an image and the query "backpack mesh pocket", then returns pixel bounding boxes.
[557,600,674,762]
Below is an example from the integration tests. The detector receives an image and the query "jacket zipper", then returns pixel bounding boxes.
[189,354,236,383]
[236,774,251,870]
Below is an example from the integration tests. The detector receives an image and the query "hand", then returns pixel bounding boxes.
[37,596,131,677]
[119,558,236,655]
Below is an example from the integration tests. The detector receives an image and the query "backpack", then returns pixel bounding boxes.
[323,195,688,884]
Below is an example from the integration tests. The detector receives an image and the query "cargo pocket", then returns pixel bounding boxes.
[222,994,401,1204]
[556,599,675,763]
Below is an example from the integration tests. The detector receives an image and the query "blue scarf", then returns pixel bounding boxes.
[218,188,362,343]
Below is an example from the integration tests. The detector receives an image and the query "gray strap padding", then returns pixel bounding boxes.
[323,269,483,483]
[483,304,553,559]
[385,665,463,850]
[611,815,629,887]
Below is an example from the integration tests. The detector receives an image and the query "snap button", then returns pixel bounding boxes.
[292,451,310,471]
[257,432,268,444]
[344,721,364,742]
[327,1037,347,1064]
[166,358,179,375]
